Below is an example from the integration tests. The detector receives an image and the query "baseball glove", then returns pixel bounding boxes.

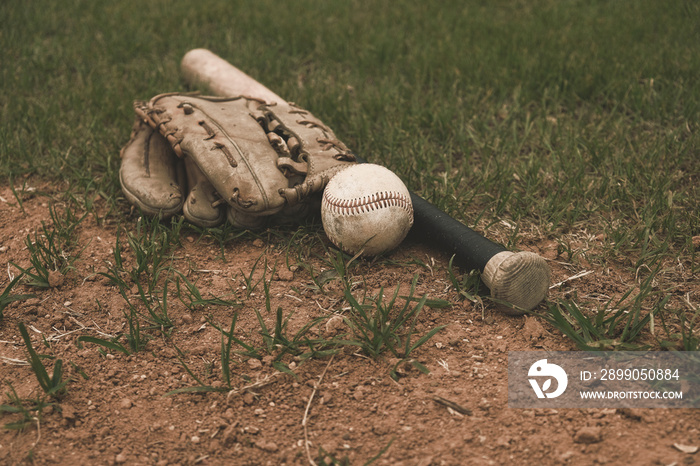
[119,93,357,228]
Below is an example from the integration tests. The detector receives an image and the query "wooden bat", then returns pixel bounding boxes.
[181,48,550,312]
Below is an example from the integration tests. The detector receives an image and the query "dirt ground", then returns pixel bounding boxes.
[0,183,698,466]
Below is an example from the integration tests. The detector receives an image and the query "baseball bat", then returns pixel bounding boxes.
[180,48,550,312]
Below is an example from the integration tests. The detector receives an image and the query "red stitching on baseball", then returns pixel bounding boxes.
[323,190,413,217]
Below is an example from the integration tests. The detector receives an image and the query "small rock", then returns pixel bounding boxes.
[320,392,333,405]
[247,358,262,370]
[573,426,602,444]
[673,443,699,454]
[324,315,346,336]
[559,451,576,461]
[115,451,128,464]
[62,404,77,422]
[495,436,511,448]
[522,316,546,341]
[353,386,365,401]
[255,439,278,452]
[48,270,64,288]
[223,408,236,421]
[242,391,255,405]
[253,239,265,248]
[191,436,200,444]
[181,313,193,324]
[277,268,294,281]
[120,398,133,409]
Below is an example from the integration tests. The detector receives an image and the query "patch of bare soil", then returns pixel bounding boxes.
[0,184,698,465]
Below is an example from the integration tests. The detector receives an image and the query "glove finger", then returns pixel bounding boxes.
[182,156,227,228]
[227,208,266,230]
[119,121,185,217]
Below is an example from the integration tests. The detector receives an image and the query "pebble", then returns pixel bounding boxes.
[247,358,262,370]
[324,315,345,336]
[62,404,77,422]
[48,270,64,288]
[478,398,491,410]
[120,398,133,409]
[573,426,602,444]
[254,440,278,452]
[559,451,576,462]
[277,268,294,281]
[353,387,365,401]
[242,391,255,405]
[253,239,265,248]
[673,443,699,454]
[223,408,236,421]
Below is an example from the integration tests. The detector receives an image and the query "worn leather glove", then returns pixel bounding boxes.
[119,93,357,228]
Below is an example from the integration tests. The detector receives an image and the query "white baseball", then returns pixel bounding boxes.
[321,164,414,256]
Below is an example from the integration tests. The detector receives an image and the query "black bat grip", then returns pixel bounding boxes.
[409,193,506,272]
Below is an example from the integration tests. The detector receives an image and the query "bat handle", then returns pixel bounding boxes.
[410,192,550,313]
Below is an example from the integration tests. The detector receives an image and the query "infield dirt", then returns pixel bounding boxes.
[1,183,698,465]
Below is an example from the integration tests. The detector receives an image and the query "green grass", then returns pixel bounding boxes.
[17,323,68,399]
[0,274,35,320]
[10,202,88,288]
[1,0,699,351]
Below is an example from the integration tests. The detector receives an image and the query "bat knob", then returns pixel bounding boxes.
[482,251,550,314]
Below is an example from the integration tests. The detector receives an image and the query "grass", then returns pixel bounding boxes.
[17,323,68,399]
[536,264,672,351]
[0,0,696,348]
[0,274,35,320]
[0,0,699,460]
[343,276,447,368]
[2,0,697,256]
[10,202,88,288]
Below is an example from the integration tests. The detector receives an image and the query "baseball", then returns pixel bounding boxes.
[321,164,414,256]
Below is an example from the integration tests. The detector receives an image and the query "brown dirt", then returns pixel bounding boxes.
[1,183,698,466]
